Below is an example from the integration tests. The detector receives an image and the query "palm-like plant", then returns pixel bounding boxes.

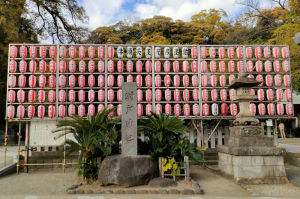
[52,108,120,181]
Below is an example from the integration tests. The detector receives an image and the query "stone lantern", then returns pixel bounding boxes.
[217,74,287,184]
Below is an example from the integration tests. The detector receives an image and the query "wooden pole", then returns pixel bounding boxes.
[17,122,21,174]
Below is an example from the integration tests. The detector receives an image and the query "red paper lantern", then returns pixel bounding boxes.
[165,89,171,102]
[264,60,272,72]
[37,105,45,118]
[8,75,16,88]
[88,46,95,59]
[219,75,226,87]
[227,47,234,58]
[88,75,96,88]
[145,104,152,116]
[286,103,293,116]
[277,103,284,116]
[202,89,209,102]
[229,75,235,85]
[18,75,26,88]
[236,46,243,59]
[201,61,207,73]
[108,89,114,102]
[266,88,274,101]
[192,89,199,101]
[192,75,199,87]
[229,88,236,101]
[155,104,162,114]
[137,104,143,117]
[48,90,56,103]
[29,46,37,59]
[136,74,143,88]
[29,60,36,73]
[17,105,25,119]
[68,46,76,59]
[219,61,226,73]
[27,105,35,118]
[17,89,25,103]
[108,46,114,59]
[246,61,253,73]
[88,89,95,102]
[203,103,209,116]
[88,60,95,73]
[78,75,85,88]
[39,46,47,58]
[211,89,218,102]
[220,89,227,101]
[59,60,66,73]
[117,60,124,73]
[88,104,95,116]
[285,88,292,101]
[145,60,152,73]
[273,60,281,73]
[218,47,225,59]
[108,74,114,88]
[173,75,180,87]
[68,90,76,103]
[255,61,263,73]
[267,103,275,116]
[98,89,105,102]
[164,75,171,87]
[265,74,273,87]
[282,60,289,72]
[256,74,264,86]
[58,105,66,118]
[126,60,133,73]
[108,60,114,73]
[49,60,56,73]
[201,47,207,59]
[183,75,189,87]
[249,103,256,115]
[191,47,198,59]
[276,88,283,101]
[209,47,216,58]
[257,88,265,101]
[68,60,76,73]
[155,61,161,72]
[28,90,35,103]
[98,46,105,59]
[155,75,161,87]
[246,47,252,58]
[49,46,56,59]
[202,75,208,87]
[7,90,15,103]
[210,61,216,73]
[78,60,85,73]
[164,60,171,73]
[127,75,133,82]
[78,46,85,58]
[264,46,271,58]
[174,89,180,102]
[136,60,143,73]
[9,60,17,73]
[68,104,76,117]
[117,104,122,117]
[272,47,279,58]
[98,104,105,113]
[98,75,104,88]
[59,46,66,58]
[183,104,190,116]
[191,61,198,73]
[146,89,152,102]
[210,75,217,87]
[281,47,289,59]
[137,89,143,102]
[68,75,76,88]
[230,103,238,116]
[193,104,200,116]
[228,60,235,72]
[19,60,27,73]
[78,104,85,118]
[221,103,229,116]
[165,103,172,115]
[237,61,244,73]
[78,90,85,102]
[28,75,36,88]
[156,89,162,102]
[145,75,152,88]
[58,90,66,102]
[182,61,189,73]
[117,89,122,102]
[255,47,262,59]
[174,104,181,116]
[97,60,104,73]
[59,75,66,88]
[283,74,291,87]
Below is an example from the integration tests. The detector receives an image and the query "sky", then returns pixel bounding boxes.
[80,0,274,30]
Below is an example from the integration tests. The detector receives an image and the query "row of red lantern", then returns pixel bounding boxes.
[7,87,292,104]
[249,74,291,87]
[249,102,293,116]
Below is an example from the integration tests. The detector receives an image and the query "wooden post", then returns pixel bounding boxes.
[17,122,21,174]
[24,122,30,173]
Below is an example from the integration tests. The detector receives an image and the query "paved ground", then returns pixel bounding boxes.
[0,146,18,168]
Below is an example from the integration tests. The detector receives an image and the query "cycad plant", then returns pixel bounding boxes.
[52,108,120,181]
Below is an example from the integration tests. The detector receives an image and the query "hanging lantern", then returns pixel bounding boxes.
[146,89,152,102]
[221,103,229,116]
[202,75,208,87]
[58,90,66,102]
[68,75,76,88]
[163,47,170,58]
[58,60,66,73]
[264,46,271,58]
[27,105,35,118]
[58,105,66,118]
[229,88,236,101]
[227,47,234,59]
[182,61,189,73]
[17,105,25,119]
[88,46,95,59]
[173,60,180,73]
[107,74,114,88]
[156,89,162,102]
[19,60,27,73]
[18,75,26,88]
[145,60,152,73]
[127,75,133,82]
[246,47,252,58]
[165,103,172,115]
[155,60,161,73]
[201,61,207,73]
[236,46,243,59]
[144,75,151,88]
[145,47,152,59]
[192,89,199,101]
[136,47,142,58]
[182,47,189,58]
[68,60,76,73]
[218,47,225,59]
[164,75,171,87]
[37,105,45,118]
[116,60,123,73]
[108,89,114,102]
[97,75,104,88]
[174,89,181,102]
[248,74,254,79]
[174,104,181,117]
[137,89,143,102]
[96,61,104,74]
[49,46,56,59]
[39,46,47,58]
[28,75,36,88]
[229,75,236,85]
[220,89,227,101]
[203,103,210,116]
[59,46,67,58]
[7,90,16,103]
[211,89,218,102]
[266,88,274,101]
[78,75,85,88]
[273,60,281,73]
[145,104,152,116]
[183,75,189,87]
[219,61,226,73]
[117,75,124,88]
[98,46,105,58]
[78,104,85,118]
[165,89,171,102]
[29,46,37,59]
[88,60,95,73]
[173,75,180,87]
[202,89,209,102]
[286,103,293,116]
[68,90,76,103]
[272,46,279,58]
[29,60,36,73]
[98,89,105,102]
[68,46,76,59]
[255,47,262,59]
[212,103,219,116]
[193,104,200,116]
[267,103,275,116]
[107,60,114,73]
[108,46,114,59]
[88,89,95,102]
[200,47,206,58]
[78,90,85,103]
[135,60,142,73]
[182,89,189,102]
[281,46,289,59]
[9,60,17,73]
[155,47,161,58]
[257,88,265,101]
[237,61,244,73]
[38,60,46,73]
[183,104,190,116]
[8,75,16,88]
[255,60,263,73]
[219,75,226,87]
[68,104,76,117]
[210,75,217,87]
[249,103,256,115]
[230,103,238,116]
[210,61,217,73]
[58,75,66,88]
[48,90,56,103]
[282,60,289,72]
[172,47,179,58]
[88,75,95,88]
[276,88,283,101]
[256,74,264,86]
[117,46,124,58]
[88,104,95,116]
[164,60,171,73]
[117,104,122,117]
[98,104,105,113]
[265,74,273,87]
[136,74,143,87]
[191,61,198,73]
[155,75,162,87]
[78,60,85,73]
[277,103,284,116]
[27,89,35,103]
[250,88,255,97]
[283,74,291,87]
[155,104,162,114]
[48,60,56,73]
[209,47,216,58]
[264,60,272,72]
[192,75,199,87]
[285,88,292,101]
[137,104,143,117]
[246,61,253,73]
[190,47,197,59]
[228,60,235,72]
[117,89,122,102]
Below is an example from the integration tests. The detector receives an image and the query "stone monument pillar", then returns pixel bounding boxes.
[218,75,287,184]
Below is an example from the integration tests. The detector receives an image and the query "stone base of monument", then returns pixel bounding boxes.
[98,155,158,187]
[217,126,288,184]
